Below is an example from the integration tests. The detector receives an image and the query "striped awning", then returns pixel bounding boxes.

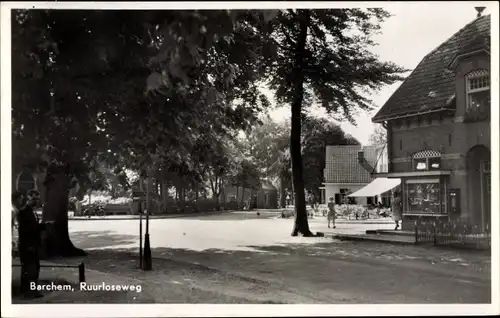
[348,178,401,197]
[413,150,441,159]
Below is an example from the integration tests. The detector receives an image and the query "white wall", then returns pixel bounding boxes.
[324,183,368,205]
[376,145,389,173]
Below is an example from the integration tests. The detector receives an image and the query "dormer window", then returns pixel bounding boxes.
[413,150,442,171]
[466,69,490,111]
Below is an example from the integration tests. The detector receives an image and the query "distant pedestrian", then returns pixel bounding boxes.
[307,192,315,218]
[17,189,48,299]
[327,197,336,229]
[392,190,402,230]
[313,201,320,216]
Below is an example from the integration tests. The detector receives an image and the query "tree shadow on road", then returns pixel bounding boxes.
[32,239,492,304]
[69,230,138,250]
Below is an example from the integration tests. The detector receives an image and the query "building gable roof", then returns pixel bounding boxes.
[372,15,490,123]
[324,145,374,184]
[260,180,277,191]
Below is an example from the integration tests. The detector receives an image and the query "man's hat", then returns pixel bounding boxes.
[27,189,41,199]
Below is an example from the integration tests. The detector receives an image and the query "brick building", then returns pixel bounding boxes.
[371,14,491,231]
[222,179,278,209]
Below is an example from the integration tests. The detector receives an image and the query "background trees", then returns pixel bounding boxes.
[12,8,408,253]
[369,124,387,146]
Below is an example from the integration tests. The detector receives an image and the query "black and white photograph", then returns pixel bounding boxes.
[1,1,498,317]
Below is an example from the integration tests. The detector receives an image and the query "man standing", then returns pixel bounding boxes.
[17,189,45,298]
[392,190,403,230]
[12,191,25,258]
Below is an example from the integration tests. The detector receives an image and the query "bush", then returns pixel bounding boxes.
[108,197,132,205]
[334,204,367,219]
[223,201,239,211]
[80,194,111,207]
[195,198,218,213]
[164,198,178,214]
[281,209,295,218]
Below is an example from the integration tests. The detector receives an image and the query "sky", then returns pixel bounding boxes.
[265,2,496,145]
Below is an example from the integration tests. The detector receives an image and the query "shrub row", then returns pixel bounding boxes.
[71,195,240,215]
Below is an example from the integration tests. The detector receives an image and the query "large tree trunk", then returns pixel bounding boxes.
[240,187,246,209]
[42,171,86,258]
[146,175,154,214]
[214,194,221,211]
[220,181,225,210]
[161,182,168,213]
[290,10,315,237]
[235,186,239,206]
[250,189,255,210]
[178,183,185,212]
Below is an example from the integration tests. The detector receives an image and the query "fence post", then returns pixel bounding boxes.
[414,221,418,244]
[78,263,86,283]
[433,222,437,246]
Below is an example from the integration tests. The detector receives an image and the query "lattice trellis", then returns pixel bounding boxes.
[466,69,489,78]
[413,150,441,159]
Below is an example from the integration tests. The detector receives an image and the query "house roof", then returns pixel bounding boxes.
[361,145,384,168]
[260,180,277,191]
[324,145,374,184]
[372,15,491,123]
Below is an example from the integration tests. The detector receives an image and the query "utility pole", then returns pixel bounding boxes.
[142,174,153,270]
[132,187,144,269]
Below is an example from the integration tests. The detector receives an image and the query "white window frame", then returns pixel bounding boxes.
[466,69,490,111]
[413,156,441,171]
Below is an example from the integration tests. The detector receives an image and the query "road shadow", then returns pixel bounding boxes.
[18,238,491,304]
[70,230,138,249]
[178,212,280,221]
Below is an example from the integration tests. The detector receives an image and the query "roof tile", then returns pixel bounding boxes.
[324,145,374,184]
[373,15,491,122]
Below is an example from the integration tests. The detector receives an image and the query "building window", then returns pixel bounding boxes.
[405,179,443,214]
[338,189,355,205]
[414,158,427,171]
[428,157,441,170]
[466,69,490,111]
[412,150,442,171]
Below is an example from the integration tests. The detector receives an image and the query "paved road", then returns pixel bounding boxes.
[68,212,393,251]
[42,212,491,304]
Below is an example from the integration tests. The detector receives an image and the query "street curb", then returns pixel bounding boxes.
[336,221,394,225]
[69,211,233,221]
[317,232,417,246]
[374,229,415,236]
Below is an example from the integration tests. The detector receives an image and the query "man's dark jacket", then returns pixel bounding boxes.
[17,206,44,257]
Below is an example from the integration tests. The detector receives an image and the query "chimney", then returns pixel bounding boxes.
[475,7,486,18]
